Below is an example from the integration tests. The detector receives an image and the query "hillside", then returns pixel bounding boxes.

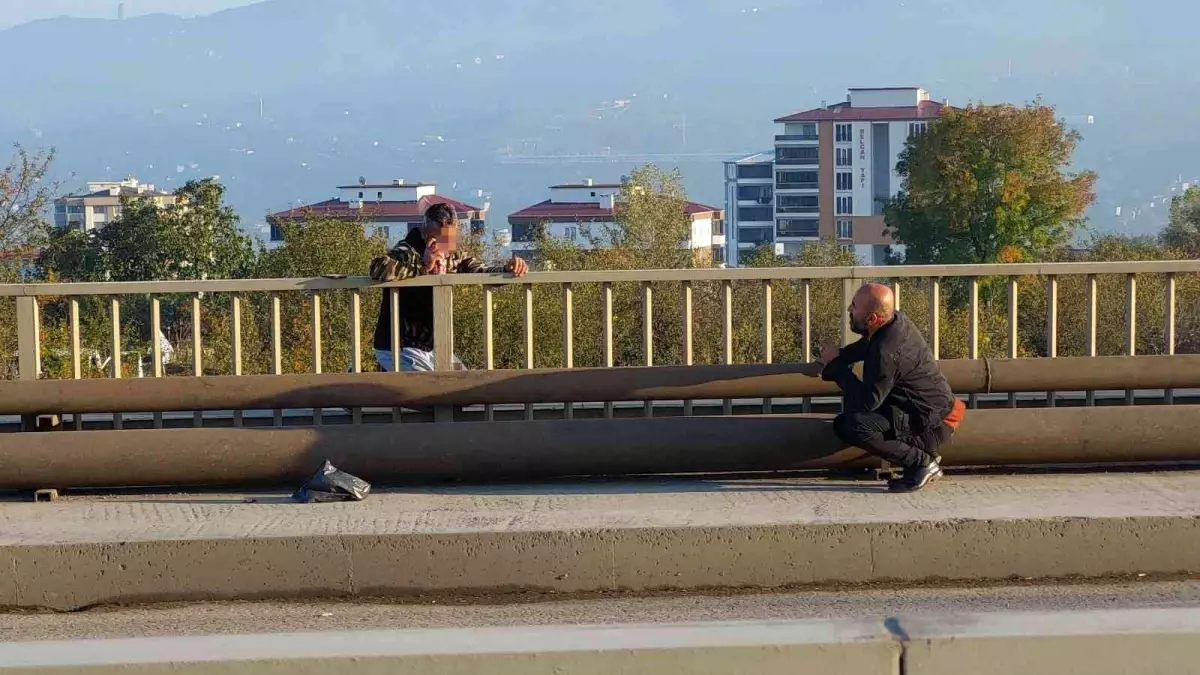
[1,0,1197,237]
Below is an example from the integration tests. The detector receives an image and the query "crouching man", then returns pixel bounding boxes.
[815,283,965,492]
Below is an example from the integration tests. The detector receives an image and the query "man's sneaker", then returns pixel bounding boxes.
[887,457,943,493]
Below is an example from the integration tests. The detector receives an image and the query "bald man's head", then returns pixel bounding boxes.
[848,282,896,337]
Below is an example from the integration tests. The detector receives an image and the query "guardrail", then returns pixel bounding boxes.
[3,260,1199,429]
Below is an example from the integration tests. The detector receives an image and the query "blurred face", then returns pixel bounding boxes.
[426,223,459,253]
[847,292,879,337]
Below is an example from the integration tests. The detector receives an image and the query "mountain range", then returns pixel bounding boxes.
[2,0,1197,240]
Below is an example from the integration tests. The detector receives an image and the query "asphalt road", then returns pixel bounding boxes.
[3,580,1197,642]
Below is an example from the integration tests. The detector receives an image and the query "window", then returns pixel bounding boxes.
[776,219,819,238]
[374,226,389,240]
[564,226,578,240]
[737,164,773,180]
[92,206,108,216]
[798,123,817,137]
[777,195,819,212]
[908,121,928,137]
[839,243,855,255]
[776,171,818,190]
[711,245,726,263]
[511,223,536,242]
[836,196,853,215]
[737,185,773,203]
[836,147,853,167]
[54,203,66,214]
[269,223,284,242]
[711,219,725,236]
[67,205,84,214]
[737,226,773,245]
[738,206,773,222]
[776,146,819,163]
[358,191,364,199]
[836,219,853,239]
[836,124,853,143]
[377,191,384,200]
[836,172,853,191]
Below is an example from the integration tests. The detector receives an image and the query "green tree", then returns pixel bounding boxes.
[885,100,1097,264]
[35,179,258,377]
[1160,186,1200,258]
[254,214,389,373]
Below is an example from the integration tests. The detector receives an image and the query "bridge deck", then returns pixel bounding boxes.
[2,471,1198,546]
[2,471,1198,611]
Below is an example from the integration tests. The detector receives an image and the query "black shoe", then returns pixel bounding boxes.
[887,457,943,493]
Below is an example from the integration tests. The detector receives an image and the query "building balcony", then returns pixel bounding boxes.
[775,182,819,191]
[775,134,819,142]
[774,159,819,167]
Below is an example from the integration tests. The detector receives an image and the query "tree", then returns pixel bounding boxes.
[1160,186,1200,258]
[40,178,256,283]
[35,179,258,377]
[255,213,389,373]
[884,100,1097,264]
[0,144,56,256]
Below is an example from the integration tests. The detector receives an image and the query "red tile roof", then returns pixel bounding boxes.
[509,200,721,221]
[774,100,946,123]
[270,195,484,222]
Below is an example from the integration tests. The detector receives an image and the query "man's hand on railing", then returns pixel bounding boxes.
[505,256,529,277]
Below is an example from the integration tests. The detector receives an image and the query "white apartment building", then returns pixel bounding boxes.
[54,177,176,232]
[268,179,487,248]
[725,86,944,266]
[723,151,777,265]
[508,179,726,264]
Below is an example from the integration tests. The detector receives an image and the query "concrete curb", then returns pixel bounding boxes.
[1,609,1199,674]
[3,515,1199,611]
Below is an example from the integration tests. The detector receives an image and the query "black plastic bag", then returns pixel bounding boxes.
[292,460,372,503]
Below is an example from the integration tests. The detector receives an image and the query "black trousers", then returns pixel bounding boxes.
[833,407,950,468]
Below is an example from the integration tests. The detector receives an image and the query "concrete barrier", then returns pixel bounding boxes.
[2,473,1199,611]
[0,620,899,674]
[0,609,1197,674]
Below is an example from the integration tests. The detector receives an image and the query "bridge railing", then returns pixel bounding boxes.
[3,260,1200,430]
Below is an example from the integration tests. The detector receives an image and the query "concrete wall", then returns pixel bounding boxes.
[2,609,1197,674]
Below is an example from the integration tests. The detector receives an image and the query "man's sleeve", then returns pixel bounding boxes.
[369,243,422,282]
[849,347,899,413]
[819,337,868,382]
[453,255,505,274]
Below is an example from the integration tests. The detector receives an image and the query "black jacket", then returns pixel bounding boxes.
[820,310,954,434]
[370,228,501,352]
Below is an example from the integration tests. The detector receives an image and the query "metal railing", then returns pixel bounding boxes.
[3,259,1199,429]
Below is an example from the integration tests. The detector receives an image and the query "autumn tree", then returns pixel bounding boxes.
[885,100,1097,265]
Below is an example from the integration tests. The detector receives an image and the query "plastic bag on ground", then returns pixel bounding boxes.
[292,460,371,503]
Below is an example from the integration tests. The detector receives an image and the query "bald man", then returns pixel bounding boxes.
[815,283,963,492]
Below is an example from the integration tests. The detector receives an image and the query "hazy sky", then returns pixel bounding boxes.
[1,0,257,28]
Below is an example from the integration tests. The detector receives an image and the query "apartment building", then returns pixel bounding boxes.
[725,86,946,266]
[508,179,726,264]
[268,179,486,248]
[723,151,776,265]
[54,177,176,232]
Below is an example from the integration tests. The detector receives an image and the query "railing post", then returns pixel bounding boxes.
[432,284,455,423]
[16,296,42,431]
[16,296,40,382]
